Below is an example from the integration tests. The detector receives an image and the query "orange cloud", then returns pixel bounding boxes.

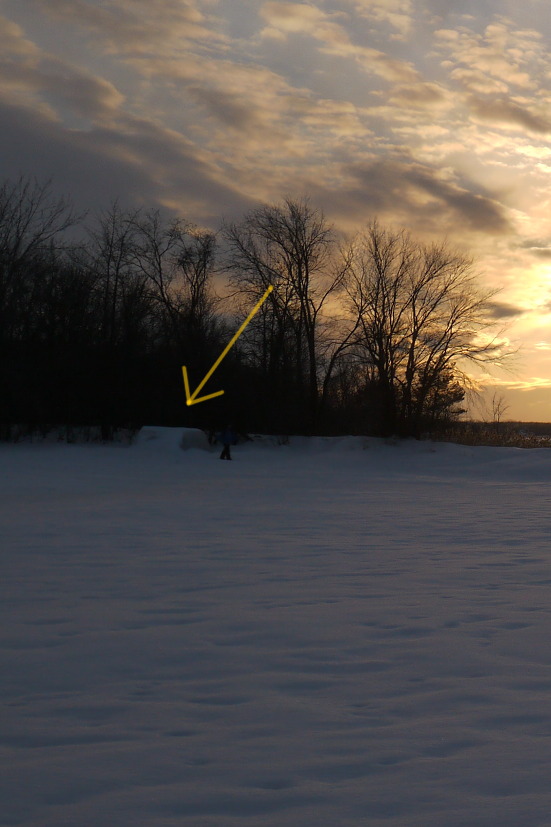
[260,1,421,83]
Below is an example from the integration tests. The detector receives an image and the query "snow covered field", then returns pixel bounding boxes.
[2,427,551,827]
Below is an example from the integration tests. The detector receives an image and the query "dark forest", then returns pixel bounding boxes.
[0,177,511,440]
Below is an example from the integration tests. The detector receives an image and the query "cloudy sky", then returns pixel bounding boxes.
[2,0,551,420]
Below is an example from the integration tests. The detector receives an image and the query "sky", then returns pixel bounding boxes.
[1,0,551,420]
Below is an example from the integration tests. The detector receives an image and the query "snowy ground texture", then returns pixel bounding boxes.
[3,428,551,827]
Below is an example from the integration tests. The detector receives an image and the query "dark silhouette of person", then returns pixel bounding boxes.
[218,424,236,460]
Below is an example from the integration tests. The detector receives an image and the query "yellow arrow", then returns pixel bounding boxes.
[182,284,274,406]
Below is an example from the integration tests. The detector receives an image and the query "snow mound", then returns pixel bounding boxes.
[179,427,212,451]
[130,426,551,482]
[136,426,211,452]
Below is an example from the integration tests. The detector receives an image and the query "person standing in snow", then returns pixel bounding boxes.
[218,424,237,460]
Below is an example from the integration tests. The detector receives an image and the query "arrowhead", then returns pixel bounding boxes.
[181,285,274,410]
[182,366,224,406]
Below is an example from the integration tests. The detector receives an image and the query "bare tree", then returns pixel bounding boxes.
[85,201,144,348]
[176,228,218,338]
[345,221,511,436]
[130,209,218,352]
[344,223,414,434]
[0,176,80,342]
[130,209,187,336]
[224,197,349,430]
[490,391,510,433]
[0,176,79,265]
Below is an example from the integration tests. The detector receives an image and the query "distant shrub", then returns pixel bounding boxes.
[0,424,140,444]
[428,422,551,448]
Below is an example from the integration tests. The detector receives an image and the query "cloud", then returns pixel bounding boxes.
[434,18,551,135]
[435,20,543,92]
[329,156,511,236]
[448,66,510,96]
[402,164,510,233]
[450,192,520,237]
[0,98,255,225]
[153,53,324,170]
[24,0,224,55]
[341,0,414,38]
[0,2,529,245]
[516,144,551,160]
[466,95,551,134]
[484,300,526,319]
[352,47,421,84]
[387,81,449,109]
[0,16,40,57]
[0,13,125,126]
[44,62,125,122]
[259,2,422,83]
[186,85,265,132]
[260,2,339,34]
[515,238,551,258]
[503,377,551,391]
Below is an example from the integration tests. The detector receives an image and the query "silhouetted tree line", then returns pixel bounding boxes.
[0,176,511,440]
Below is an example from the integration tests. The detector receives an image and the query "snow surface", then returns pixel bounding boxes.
[2,427,551,827]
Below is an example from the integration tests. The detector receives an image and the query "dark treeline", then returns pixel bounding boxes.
[0,176,511,440]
